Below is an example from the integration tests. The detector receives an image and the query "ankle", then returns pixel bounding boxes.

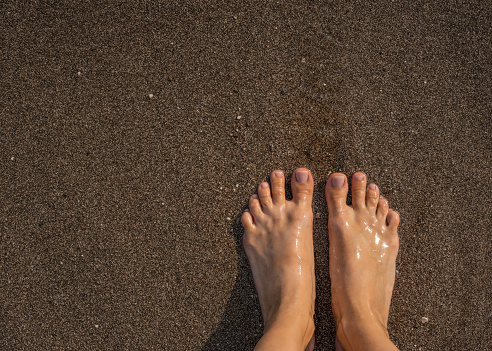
[337,312,394,351]
[263,310,315,349]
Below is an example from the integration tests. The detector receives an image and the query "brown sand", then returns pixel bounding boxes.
[0,1,490,350]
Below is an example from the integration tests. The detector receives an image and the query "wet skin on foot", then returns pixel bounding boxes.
[326,172,400,351]
[241,168,316,351]
[241,170,400,351]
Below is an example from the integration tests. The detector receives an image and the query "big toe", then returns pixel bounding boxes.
[291,168,314,205]
[325,173,349,214]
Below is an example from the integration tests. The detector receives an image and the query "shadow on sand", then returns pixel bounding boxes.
[200,207,263,351]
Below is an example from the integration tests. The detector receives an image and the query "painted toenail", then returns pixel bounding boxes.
[295,170,308,183]
[369,184,376,190]
[331,175,344,188]
[354,174,364,181]
[275,171,283,177]
[252,194,258,199]
[260,182,268,188]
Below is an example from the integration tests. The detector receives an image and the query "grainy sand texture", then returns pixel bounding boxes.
[1,1,490,350]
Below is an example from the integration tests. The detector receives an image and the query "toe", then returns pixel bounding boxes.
[242,231,256,254]
[270,170,286,206]
[291,168,314,205]
[325,173,349,213]
[241,209,255,230]
[376,196,389,219]
[249,194,264,221]
[351,172,367,210]
[366,183,379,212]
[386,209,400,230]
[258,182,273,210]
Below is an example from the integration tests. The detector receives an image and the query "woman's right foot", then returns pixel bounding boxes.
[325,172,400,351]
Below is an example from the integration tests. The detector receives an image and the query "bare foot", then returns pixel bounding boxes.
[241,168,316,351]
[325,172,400,351]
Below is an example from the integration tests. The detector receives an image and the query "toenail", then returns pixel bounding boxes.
[275,171,283,177]
[252,194,258,199]
[369,184,376,190]
[354,174,364,181]
[260,183,268,188]
[331,175,344,188]
[295,170,308,183]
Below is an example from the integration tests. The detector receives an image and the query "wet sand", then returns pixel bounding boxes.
[1,1,490,350]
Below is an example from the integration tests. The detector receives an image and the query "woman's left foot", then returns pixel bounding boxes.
[241,168,316,350]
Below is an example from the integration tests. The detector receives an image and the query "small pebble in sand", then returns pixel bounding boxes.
[11,156,14,161]
[236,184,239,188]
[148,94,154,99]
[226,217,231,221]
[95,324,99,328]
[237,115,242,119]
[421,316,429,323]
[77,71,82,76]
[315,213,320,219]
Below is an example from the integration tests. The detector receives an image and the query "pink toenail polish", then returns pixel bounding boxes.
[260,183,268,188]
[296,170,308,183]
[252,194,258,199]
[354,174,364,181]
[369,184,376,190]
[331,176,344,188]
[275,171,283,177]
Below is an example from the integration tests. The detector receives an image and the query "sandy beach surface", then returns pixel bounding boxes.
[1,1,490,350]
